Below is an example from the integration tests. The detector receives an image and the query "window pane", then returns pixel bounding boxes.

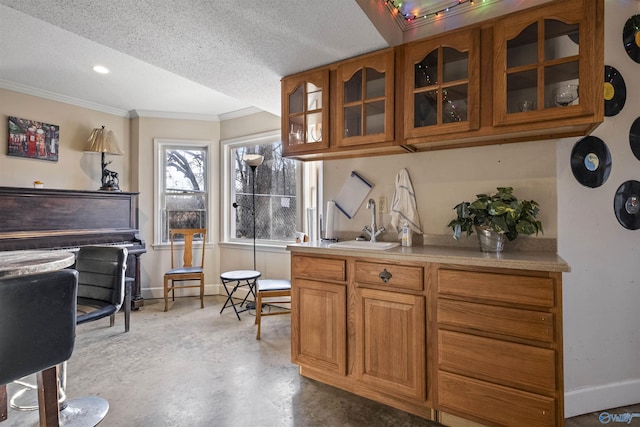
[165,148,206,191]
[162,147,207,242]
[232,141,297,241]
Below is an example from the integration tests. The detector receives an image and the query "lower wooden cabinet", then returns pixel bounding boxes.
[355,288,426,400]
[291,277,347,376]
[435,267,564,427]
[438,371,556,427]
[290,252,564,426]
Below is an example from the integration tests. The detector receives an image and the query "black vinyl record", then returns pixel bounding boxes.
[630,116,640,161]
[571,136,612,188]
[604,65,626,117]
[614,180,640,230]
[623,14,640,64]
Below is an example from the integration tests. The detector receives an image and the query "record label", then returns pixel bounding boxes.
[623,14,640,64]
[571,136,611,188]
[603,82,614,101]
[614,180,640,230]
[604,65,626,117]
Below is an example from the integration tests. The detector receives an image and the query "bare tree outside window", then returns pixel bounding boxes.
[162,147,207,242]
[233,141,297,241]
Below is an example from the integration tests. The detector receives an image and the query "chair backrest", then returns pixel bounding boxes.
[0,269,78,385]
[169,228,207,269]
[75,246,128,310]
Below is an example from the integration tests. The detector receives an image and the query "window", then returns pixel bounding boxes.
[155,139,211,244]
[222,131,312,246]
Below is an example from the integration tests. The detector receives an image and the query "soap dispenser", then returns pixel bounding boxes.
[401,221,412,247]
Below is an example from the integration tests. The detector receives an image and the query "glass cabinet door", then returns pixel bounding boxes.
[404,29,479,140]
[282,69,329,155]
[493,0,599,126]
[504,20,579,113]
[336,49,394,147]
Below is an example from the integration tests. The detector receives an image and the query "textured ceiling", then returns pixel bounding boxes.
[0,0,524,119]
[0,0,391,118]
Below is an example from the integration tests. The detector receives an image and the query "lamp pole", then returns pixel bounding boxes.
[242,153,263,272]
[250,164,257,271]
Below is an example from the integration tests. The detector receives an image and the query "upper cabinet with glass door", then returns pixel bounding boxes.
[493,0,603,127]
[404,28,480,140]
[335,49,395,147]
[281,69,330,156]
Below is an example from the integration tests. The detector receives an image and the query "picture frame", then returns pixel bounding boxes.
[7,116,60,162]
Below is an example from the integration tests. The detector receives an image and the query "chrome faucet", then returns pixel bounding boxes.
[363,198,385,242]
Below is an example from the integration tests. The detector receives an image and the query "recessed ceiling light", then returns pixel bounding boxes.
[93,65,109,74]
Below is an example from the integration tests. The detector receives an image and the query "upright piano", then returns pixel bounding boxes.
[0,186,146,308]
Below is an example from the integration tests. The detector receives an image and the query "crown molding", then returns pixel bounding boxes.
[129,110,220,121]
[0,79,130,117]
[0,80,264,122]
[218,106,264,121]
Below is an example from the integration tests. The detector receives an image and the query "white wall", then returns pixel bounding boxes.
[324,140,558,241]
[130,115,221,299]
[558,0,640,417]
[0,88,129,191]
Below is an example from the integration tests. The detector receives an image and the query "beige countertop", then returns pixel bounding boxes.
[287,240,570,273]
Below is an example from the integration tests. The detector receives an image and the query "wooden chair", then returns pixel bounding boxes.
[164,228,207,311]
[255,279,291,340]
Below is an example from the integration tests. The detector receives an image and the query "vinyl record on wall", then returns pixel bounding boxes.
[623,14,640,64]
[630,117,640,162]
[570,136,612,188]
[614,180,640,230]
[604,65,626,117]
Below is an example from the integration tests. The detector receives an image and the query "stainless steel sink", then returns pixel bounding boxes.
[327,240,400,250]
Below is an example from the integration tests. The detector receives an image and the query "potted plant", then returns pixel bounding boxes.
[447,187,543,252]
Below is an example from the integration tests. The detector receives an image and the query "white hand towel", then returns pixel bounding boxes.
[390,168,423,235]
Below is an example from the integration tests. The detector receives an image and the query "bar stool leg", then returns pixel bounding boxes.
[1,384,7,421]
[36,366,59,427]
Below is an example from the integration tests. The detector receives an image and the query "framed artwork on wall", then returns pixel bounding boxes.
[7,116,60,162]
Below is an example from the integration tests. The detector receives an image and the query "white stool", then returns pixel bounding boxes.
[219,270,261,320]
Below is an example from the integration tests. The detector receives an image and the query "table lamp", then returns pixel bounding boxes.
[85,126,124,191]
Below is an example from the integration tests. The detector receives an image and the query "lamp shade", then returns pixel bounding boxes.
[85,126,123,155]
[243,154,264,168]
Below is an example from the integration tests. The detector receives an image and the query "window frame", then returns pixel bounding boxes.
[221,130,303,248]
[154,138,213,247]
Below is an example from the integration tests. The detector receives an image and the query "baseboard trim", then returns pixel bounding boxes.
[565,378,640,418]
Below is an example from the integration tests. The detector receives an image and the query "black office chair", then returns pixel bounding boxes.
[0,269,78,426]
[75,245,129,331]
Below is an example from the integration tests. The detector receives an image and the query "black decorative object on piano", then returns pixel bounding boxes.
[0,187,146,309]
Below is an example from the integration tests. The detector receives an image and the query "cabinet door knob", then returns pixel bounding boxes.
[379,268,392,283]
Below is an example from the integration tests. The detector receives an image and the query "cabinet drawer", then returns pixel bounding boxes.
[292,255,346,281]
[438,330,555,393]
[354,261,423,291]
[438,270,555,308]
[438,371,555,427]
[438,299,554,343]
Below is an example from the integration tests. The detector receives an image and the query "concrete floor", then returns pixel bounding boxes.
[3,295,639,426]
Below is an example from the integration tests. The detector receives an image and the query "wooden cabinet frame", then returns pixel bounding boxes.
[335,49,395,147]
[493,0,603,128]
[403,27,481,140]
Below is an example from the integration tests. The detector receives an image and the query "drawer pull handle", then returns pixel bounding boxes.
[379,269,392,283]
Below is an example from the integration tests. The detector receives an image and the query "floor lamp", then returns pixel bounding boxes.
[243,154,264,271]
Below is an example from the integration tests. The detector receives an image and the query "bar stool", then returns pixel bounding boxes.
[219,270,260,320]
